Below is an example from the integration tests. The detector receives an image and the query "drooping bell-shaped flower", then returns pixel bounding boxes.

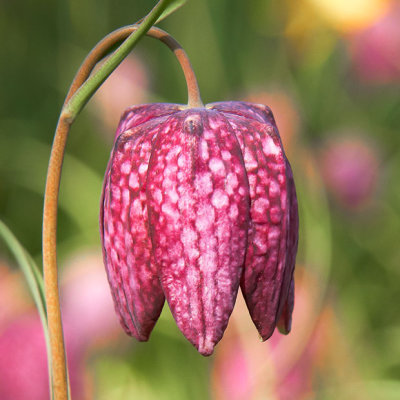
[100,101,298,355]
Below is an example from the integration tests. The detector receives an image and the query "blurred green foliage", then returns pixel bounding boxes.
[1,0,400,399]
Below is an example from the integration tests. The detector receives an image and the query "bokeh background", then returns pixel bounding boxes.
[1,0,400,399]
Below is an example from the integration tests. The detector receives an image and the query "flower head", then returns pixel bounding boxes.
[100,101,298,355]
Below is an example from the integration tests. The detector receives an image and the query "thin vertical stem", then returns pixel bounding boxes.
[43,115,71,400]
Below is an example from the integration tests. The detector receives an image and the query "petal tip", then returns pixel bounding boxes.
[135,335,151,343]
[259,328,275,342]
[196,340,216,357]
[277,311,293,335]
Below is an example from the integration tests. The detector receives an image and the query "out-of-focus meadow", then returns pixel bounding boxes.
[1,0,400,399]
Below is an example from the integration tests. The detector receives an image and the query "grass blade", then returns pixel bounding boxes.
[0,219,54,399]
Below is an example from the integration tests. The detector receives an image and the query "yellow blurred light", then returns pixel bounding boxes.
[306,0,390,32]
[283,1,338,67]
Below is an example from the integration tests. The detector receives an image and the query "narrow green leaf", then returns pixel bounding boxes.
[25,250,47,314]
[155,0,187,24]
[0,220,54,399]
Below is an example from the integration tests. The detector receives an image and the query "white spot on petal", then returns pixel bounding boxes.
[262,136,281,157]
[211,189,229,209]
[153,188,163,205]
[195,204,215,231]
[195,172,213,196]
[269,180,280,198]
[111,186,121,200]
[229,204,238,220]
[254,197,270,214]
[268,226,280,240]
[178,154,189,168]
[128,172,139,189]
[138,163,148,174]
[131,198,142,216]
[122,188,130,205]
[121,161,131,174]
[225,172,239,195]
[209,158,225,176]
[161,202,180,221]
[199,140,209,161]
[167,189,179,204]
[244,150,258,171]
[221,150,231,161]
[166,145,182,162]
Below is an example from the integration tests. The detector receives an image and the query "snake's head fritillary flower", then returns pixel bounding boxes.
[100,101,299,355]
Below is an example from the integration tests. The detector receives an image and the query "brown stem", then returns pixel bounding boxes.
[43,25,202,400]
[43,115,71,400]
[65,25,203,107]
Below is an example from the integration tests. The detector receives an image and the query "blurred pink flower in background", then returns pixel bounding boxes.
[212,263,363,400]
[243,89,301,156]
[0,249,121,399]
[0,314,89,400]
[0,262,31,327]
[212,268,326,400]
[348,2,400,84]
[91,55,150,133]
[61,250,121,350]
[212,321,253,400]
[0,315,52,400]
[319,135,380,210]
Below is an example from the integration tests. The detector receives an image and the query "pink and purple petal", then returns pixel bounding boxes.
[147,110,250,355]
[276,160,299,333]
[277,276,295,334]
[214,108,295,340]
[208,101,277,127]
[115,103,183,140]
[101,118,168,340]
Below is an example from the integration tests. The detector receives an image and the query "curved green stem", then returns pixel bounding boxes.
[63,0,200,122]
[65,25,202,113]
